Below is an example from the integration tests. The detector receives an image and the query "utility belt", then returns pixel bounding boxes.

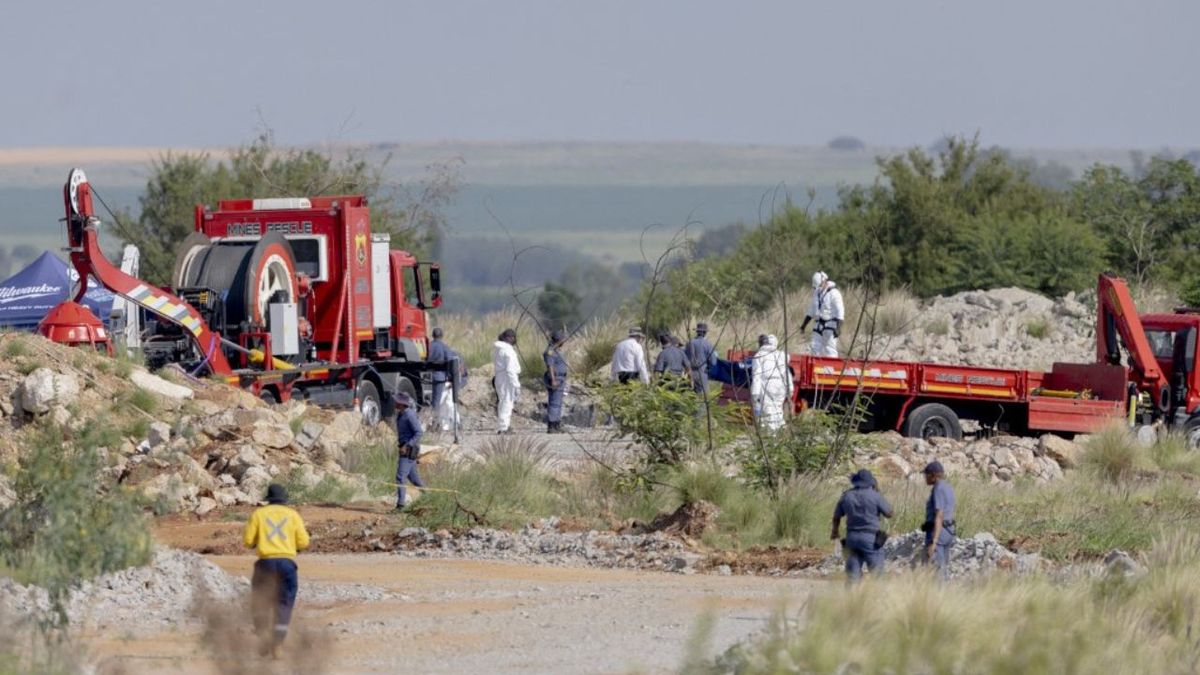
[814,318,836,334]
[399,443,421,460]
[920,520,956,533]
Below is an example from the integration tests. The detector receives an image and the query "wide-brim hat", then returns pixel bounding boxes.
[393,392,414,407]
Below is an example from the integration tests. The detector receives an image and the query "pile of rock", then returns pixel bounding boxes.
[0,338,399,514]
[387,520,701,573]
[858,432,1082,483]
[0,549,244,628]
[815,531,1042,579]
[877,287,1095,371]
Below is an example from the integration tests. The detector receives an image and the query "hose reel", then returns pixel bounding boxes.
[172,232,299,329]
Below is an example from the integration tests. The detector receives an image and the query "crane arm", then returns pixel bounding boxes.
[1096,272,1167,404]
[62,169,234,377]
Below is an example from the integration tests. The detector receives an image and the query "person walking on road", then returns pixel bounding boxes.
[653,334,689,384]
[244,483,310,658]
[393,392,425,510]
[750,333,790,431]
[543,329,569,433]
[800,271,845,357]
[492,328,522,433]
[831,469,893,583]
[684,323,717,400]
[922,460,956,580]
[610,327,650,384]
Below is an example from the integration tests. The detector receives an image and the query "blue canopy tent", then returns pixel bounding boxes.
[0,251,116,330]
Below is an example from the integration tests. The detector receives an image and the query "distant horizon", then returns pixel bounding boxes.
[0,137,1191,154]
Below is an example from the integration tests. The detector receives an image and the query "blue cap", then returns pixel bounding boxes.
[850,469,877,488]
[923,460,945,475]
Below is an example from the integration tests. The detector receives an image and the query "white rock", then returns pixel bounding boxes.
[239,466,272,498]
[130,369,194,401]
[20,368,80,414]
[194,497,218,516]
[294,421,324,451]
[1039,434,1083,470]
[148,421,172,449]
[251,423,294,450]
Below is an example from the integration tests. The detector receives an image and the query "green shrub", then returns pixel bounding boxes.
[925,316,950,336]
[872,287,919,336]
[598,382,707,472]
[735,410,837,491]
[282,472,359,505]
[1149,433,1200,475]
[340,440,397,497]
[1,336,28,359]
[1024,315,1053,339]
[0,424,152,628]
[1084,425,1149,483]
[122,388,158,415]
[412,435,560,529]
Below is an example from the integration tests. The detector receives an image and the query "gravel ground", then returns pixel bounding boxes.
[80,554,818,675]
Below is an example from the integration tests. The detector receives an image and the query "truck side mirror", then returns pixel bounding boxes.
[418,264,442,310]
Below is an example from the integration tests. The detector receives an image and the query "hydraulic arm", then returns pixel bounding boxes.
[62,169,234,376]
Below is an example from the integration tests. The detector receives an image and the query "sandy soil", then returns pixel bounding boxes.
[82,553,817,674]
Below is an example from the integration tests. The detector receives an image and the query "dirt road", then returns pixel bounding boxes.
[84,553,817,674]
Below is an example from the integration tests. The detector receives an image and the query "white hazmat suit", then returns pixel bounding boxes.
[751,334,791,431]
[807,272,845,357]
[492,340,522,432]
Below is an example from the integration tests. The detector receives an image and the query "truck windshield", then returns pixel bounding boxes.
[1146,330,1176,360]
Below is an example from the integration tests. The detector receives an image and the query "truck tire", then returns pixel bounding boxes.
[904,403,963,441]
[1185,415,1200,449]
[357,380,382,427]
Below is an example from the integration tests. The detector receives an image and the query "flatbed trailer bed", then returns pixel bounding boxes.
[726,352,1130,439]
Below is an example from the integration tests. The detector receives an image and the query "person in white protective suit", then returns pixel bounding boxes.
[750,334,791,431]
[800,271,845,357]
[492,328,522,433]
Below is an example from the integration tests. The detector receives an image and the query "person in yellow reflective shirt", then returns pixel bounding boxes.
[243,483,310,658]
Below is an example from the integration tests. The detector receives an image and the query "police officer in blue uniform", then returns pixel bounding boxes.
[543,329,569,433]
[426,327,450,421]
[653,334,689,383]
[393,392,425,511]
[831,469,894,582]
[684,323,717,400]
[923,460,956,580]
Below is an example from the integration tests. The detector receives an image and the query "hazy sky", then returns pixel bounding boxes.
[3,0,1197,149]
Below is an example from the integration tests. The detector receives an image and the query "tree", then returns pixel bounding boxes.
[536,281,582,331]
[1072,158,1200,300]
[111,132,460,286]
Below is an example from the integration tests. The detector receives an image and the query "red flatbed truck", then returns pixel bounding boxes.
[727,274,1200,442]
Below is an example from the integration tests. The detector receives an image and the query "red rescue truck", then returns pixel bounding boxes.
[44,169,444,426]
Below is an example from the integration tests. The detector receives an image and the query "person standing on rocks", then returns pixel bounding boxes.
[243,483,310,658]
[800,271,844,357]
[394,392,426,510]
[426,327,454,432]
[922,460,956,580]
[492,328,522,433]
[684,323,717,399]
[543,329,569,433]
[831,469,893,582]
[653,334,689,384]
[750,333,790,432]
[610,327,650,384]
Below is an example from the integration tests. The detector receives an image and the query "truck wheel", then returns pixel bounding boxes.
[904,403,963,441]
[1185,416,1200,449]
[357,380,382,427]
[259,388,278,404]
